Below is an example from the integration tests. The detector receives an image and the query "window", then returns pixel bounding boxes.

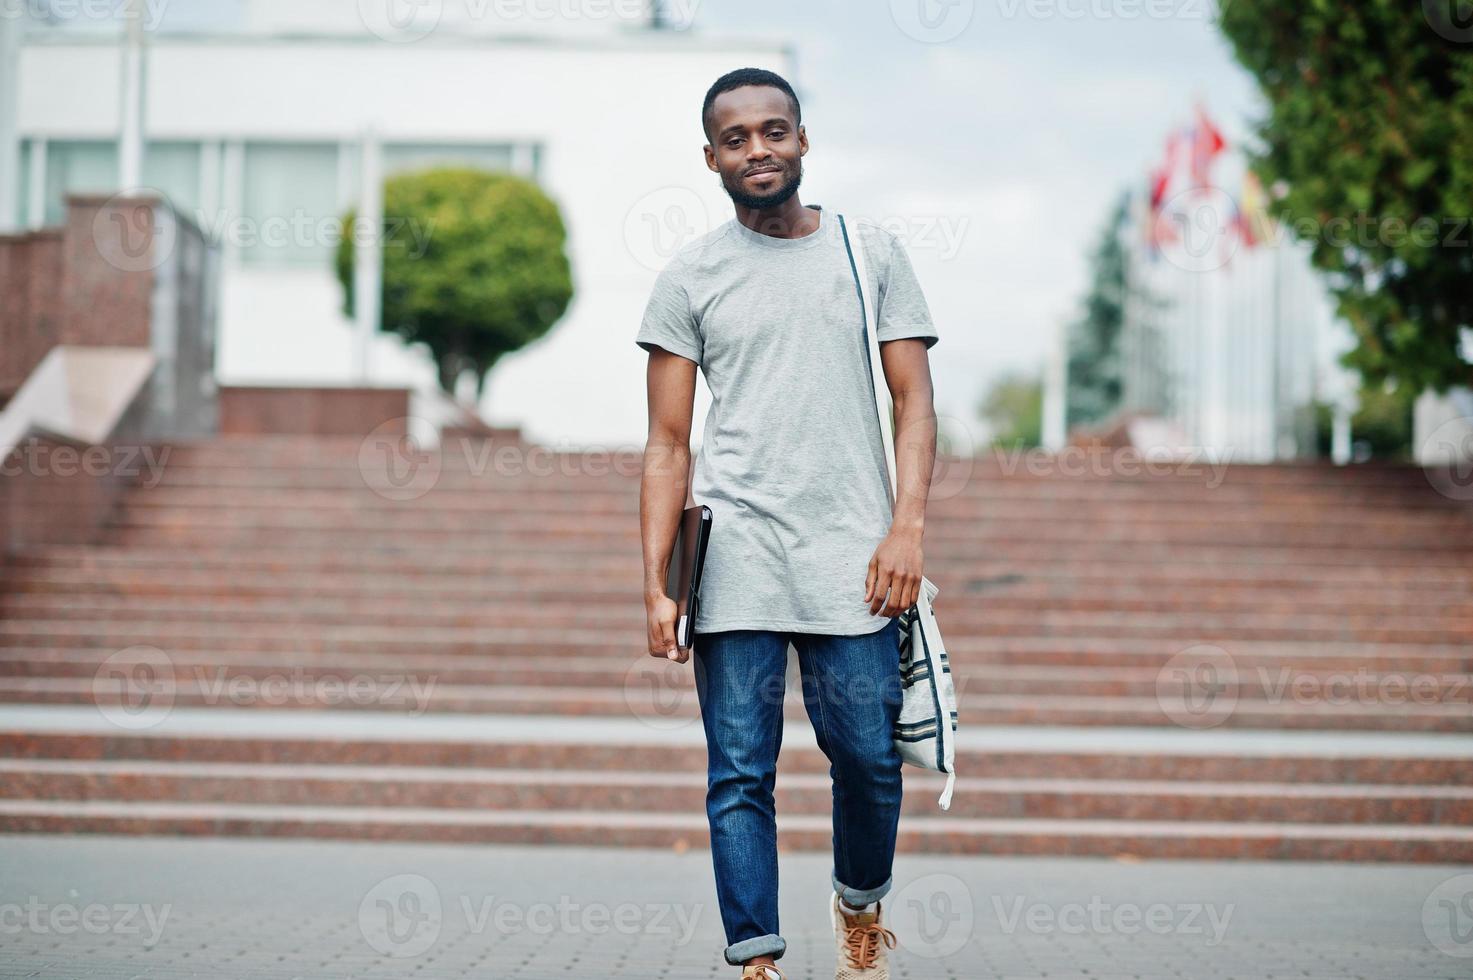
[43,141,118,226]
[143,141,203,219]
[382,143,516,177]
[241,142,339,267]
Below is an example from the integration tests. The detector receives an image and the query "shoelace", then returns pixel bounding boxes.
[743,965,786,980]
[841,917,898,970]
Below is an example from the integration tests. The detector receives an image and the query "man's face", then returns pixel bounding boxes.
[705,85,806,211]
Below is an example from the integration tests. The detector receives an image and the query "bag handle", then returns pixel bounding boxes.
[837,212,898,508]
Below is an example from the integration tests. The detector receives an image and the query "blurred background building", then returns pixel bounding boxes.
[0,0,789,442]
[1091,112,1357,463]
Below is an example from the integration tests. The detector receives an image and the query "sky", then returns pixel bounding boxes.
[675,0,1263,431]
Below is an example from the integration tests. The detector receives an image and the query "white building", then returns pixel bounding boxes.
[1,0,793,447]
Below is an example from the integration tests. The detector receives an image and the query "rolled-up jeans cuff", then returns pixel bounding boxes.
[724,933,786,965]
[833,871,893,907]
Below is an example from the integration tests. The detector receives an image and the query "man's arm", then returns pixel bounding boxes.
[640,347,699,662]
[865,337,937,616]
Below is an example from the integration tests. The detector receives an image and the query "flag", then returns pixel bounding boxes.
[1150,129,1184,209]
[1146,129,1188,258]
[1237,169,1274,248]
[1189,104,1227,190]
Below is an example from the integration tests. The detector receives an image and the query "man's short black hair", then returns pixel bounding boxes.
[701,67,802,144]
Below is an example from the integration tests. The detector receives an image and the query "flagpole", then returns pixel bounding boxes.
[118,14,145,193]
[0,11,22,232]
[1269,234,1282,459]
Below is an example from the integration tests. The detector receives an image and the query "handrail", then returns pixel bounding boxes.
[0,346,157,462]
[0,346,158,557]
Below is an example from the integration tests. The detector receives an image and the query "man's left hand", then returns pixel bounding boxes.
[866,527,923,617]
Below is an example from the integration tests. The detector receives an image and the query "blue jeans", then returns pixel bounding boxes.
[691,617,905,966]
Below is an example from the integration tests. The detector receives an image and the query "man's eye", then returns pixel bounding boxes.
[769,131,787,139]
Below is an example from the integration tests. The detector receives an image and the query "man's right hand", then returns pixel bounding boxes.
[646,593,688,663]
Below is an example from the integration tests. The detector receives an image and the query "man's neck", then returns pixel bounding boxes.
[734,198,819,240]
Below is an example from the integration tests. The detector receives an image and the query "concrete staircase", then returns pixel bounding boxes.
[1,433,1470,860]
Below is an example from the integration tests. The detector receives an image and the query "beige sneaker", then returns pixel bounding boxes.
[830,893,898,979]
[741,965,785,980]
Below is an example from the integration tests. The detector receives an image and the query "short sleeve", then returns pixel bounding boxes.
[635,263,702,364]
[875,230,938,349]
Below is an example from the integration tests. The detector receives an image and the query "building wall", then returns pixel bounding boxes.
[15,30,793,446]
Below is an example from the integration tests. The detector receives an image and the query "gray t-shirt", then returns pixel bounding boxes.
[636,203,939,635]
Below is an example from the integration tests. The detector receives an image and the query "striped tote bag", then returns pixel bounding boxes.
[838,211,959,810]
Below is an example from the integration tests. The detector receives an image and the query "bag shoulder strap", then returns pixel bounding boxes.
[840,211,942,608]
[837,212,897,507]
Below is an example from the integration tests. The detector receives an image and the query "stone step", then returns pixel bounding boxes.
[3,651,1468,706]
[45,533,1473,569]
[4,640,1467,673]
[102,509,1470,551]
[14,545,1473,585]
[1,613,1465,645]
[4,678,1469,731]
[6,594,1472,635]
[98,530,1473,569]
[0,799,1467,860]
[149,435,1420,469]
[137,448,1447,487]
[4,709,1467,783]
[5,588,1471,622]
[153,440,1445,488]
[4,568,1470,617]
[4,759,1470,824]
[0,622,1466,663]
[142,468,1464,511]
[115,487,1469,529]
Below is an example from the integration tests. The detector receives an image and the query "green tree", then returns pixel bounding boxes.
[1066,191,1130,429]
[1217,2,1473,392]
[336,168,574,398]
[1314,382,1417,460]
[979,373,1043,449]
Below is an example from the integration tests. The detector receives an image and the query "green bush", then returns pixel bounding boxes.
[979,373,1044,449]
[336,168,574,397]
[1313,383,1416,460]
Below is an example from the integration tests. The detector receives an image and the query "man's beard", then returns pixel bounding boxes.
[722,161,803,211]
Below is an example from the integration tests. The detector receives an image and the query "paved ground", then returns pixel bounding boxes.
[0,836,1470,979]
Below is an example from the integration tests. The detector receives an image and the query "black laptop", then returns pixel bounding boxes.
[665,504,713,651]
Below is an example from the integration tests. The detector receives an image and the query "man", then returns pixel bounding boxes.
[636,67,939,980]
